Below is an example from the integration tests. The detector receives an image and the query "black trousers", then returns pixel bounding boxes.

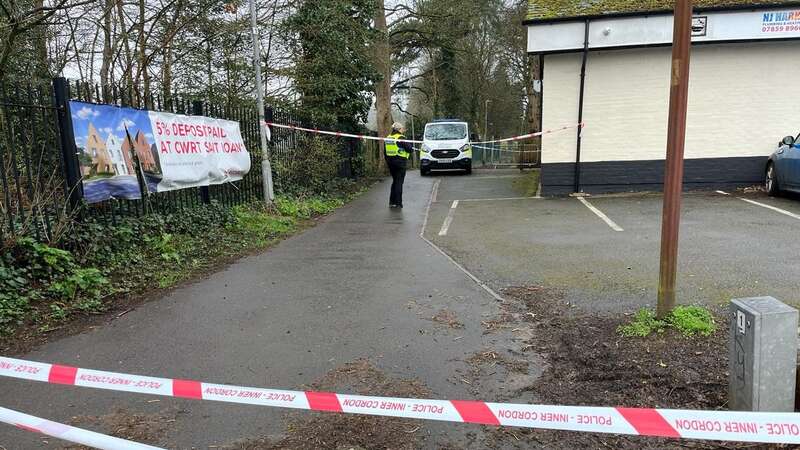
[386,157,407,206]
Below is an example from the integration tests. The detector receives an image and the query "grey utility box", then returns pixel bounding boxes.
[729,296,798,412]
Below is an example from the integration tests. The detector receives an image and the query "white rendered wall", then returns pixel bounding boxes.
[541,41,800,164]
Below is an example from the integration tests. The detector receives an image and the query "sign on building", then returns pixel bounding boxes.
[692,16,708,37]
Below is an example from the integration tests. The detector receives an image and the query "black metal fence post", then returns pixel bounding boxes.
[192,100,211,204]
[53,77,84,211]
[265,106,275,162]
[348,140,356,179]
[264,106,274,136]
[263,106,275,193]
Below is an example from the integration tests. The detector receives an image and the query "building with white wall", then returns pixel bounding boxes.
[526,1,800,194]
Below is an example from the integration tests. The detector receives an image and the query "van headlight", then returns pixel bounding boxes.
[459,144,470,153]
[421,144,430,154]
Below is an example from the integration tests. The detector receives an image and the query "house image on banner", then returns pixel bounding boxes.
[123,130,160,173]
[84,123,114,175]
[105,133,133,176]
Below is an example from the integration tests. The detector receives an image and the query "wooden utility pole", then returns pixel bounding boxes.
[657,0,693,318]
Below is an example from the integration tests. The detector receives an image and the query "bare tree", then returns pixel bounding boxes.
[0,0,93,83]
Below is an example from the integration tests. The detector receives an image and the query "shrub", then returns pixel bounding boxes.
[275,196,308,219]
[0,263,32,325]
[274,135,343,194]
[146,233,182,263]
[49,268,109,304]
[14,237,76,278]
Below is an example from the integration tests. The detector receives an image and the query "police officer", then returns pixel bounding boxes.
[385,122,413,208]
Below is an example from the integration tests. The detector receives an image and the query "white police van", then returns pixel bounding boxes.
[420,119,473,175]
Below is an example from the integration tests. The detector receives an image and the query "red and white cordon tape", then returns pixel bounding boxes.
[470,123,585,145]
[263,121,423,144]
[3,356,800,444]
[261,121,583,146]
[0,405,164,449]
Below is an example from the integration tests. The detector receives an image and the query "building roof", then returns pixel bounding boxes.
[526,0,800,22]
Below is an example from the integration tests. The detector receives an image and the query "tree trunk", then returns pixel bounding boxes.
[137,0,150,107]
[372,0,391,172]
[526,54,542,134]
[0,27,20,84]
[206,37,213,100]
[160,3,182,108]
[33,0,49,81]
[264,2,278,98]
[116,0,135,100]
[100,0,114,97]
[162,45,172,104]
[526,54,543,160]
[88,27,101,85]
[431,52,440,118]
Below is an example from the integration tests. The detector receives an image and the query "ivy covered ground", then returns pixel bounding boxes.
[0,179,372,354]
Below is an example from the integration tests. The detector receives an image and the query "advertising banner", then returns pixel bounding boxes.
[69,101,251,203]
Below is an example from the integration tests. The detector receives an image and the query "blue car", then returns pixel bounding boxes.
[766,132,800,196]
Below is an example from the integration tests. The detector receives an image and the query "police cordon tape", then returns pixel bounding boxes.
[3,356,800,444]
[263,121,424,143]
[471,144,539,153]
[0,405,164,449]
[470,123,584,145]
[262,121,583,146]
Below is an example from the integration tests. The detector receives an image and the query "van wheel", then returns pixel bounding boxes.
[421,169,430,176]
[465,167,472,175]
[766,162,780,196]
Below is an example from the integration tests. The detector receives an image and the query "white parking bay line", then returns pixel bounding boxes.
[577,197,624,232]
[438,200,459,236]
[459,196,540,202]
[740,198,800,221]
[469,175,525,180]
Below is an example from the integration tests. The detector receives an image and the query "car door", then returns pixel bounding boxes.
[774,133,800,190]
[786,133,800,190]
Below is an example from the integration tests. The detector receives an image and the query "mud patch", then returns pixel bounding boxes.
[478,285,760,449]
[64,408,179,448]
[226,359,434,449]
[480,312,515,334]
[429,309,464,329]
[467,350,529,375]
[503,285,727,410]
[310,359,432,399]
[449,349,541,401]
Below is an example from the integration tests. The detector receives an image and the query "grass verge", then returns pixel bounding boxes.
[512,169,540,197]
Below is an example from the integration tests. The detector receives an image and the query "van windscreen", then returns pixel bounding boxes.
[425,123,467,141]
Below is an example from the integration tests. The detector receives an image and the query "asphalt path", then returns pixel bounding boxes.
[0,173,509,448]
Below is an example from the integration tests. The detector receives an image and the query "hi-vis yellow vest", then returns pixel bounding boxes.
[385,133,410,159]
